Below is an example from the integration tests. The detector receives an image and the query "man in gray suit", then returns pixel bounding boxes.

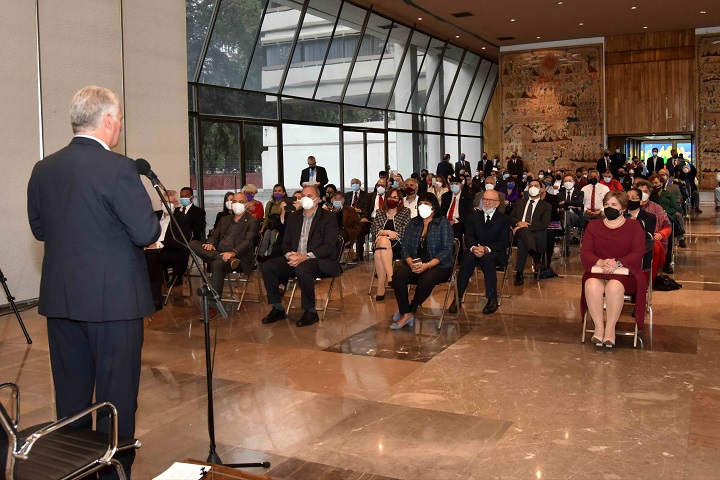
[27,86,160,479]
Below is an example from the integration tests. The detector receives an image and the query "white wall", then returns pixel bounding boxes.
[0,0,189,304]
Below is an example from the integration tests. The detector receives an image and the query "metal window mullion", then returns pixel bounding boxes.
[311,0,344,99]
[479,73,499,122]
[471,62,493,122]
[339,8,372,103]
[420,40,448,115]
[193,0,223,83]
[458,59,483,121]
[404,35,432,113]
[239,122,247,187]
[383,25,415,111]
[363,20,394,107]
[441,49,467,118]
[240,0,272,90]
[195,117,205,207]
[277,0,310,94]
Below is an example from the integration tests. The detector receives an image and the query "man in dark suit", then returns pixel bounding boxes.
[345,178,371,260]
[454,152,471,177]
[440,176,473,247]
[558,174,584,253]
[510,180,551,285]
[507,154,523,177]
[300,155,329,196]
[331,192,361,245]
[145,190,179,310]
[647,147,666,174]
[161,186,206,287]
[178,186,206,240]
[450,189,511,315]
[261,186,340,327]
[436,153,454,180]
[189,192,260,313]
[610,147,626,174]
[27,86,160,479]
[596,150,616,176]
[478,152,494,176]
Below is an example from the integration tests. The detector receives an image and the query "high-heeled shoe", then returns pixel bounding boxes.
[603,338,615,348]
[591,335,603,346]
[390,315,414,330]
[392,311,400,322]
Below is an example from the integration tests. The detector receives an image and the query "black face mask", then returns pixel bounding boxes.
[555,175,562,180]
[627,200,641,211]
[604,207,621,220]
[589,177,598,185]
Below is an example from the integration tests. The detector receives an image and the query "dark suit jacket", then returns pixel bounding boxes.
[336,206,361,244]
[647,156,666,174]
[635,209,656,270]
[611,153,626,172]
[282,208,341,277]
[176,203,206,241]
[543,193,560,222]
[558,186,584,211]
[507,158,523,177]
[440,189,473,223]
[436,161,454,179]
[596,157,615,175]
[463,210,511,266]
[477,158,494,176]
[344,190,371,219]
[300,166,329,193]
[510,197,551,232]
[207,213,261,275]
[27,136,160,321]
[454,160,471,177]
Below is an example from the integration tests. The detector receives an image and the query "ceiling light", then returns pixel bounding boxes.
[455,35,460,38]
[643,26,648,29]
[700,11,706,14]
[631,6,637,9]
[482,47,486,50]
[557,1,563,4]
[537,36,541,39]
[579,22,584,26]
[417,17,422,20]
[511,18,515,22]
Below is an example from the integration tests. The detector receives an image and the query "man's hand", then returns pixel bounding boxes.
[202,243,215,251]
[221,251,236,262]
[287,253,308,267]
[360,218,371,223]
[471,245,485,257]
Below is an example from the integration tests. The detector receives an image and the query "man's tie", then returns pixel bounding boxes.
[590,185,596,211]
[181,206,186,214]
[486,214,491,223]
[352,192,358,207]
[378,195,384,210]
[524,200,535,223]
[448,196,457,222]
[566,190,571,203]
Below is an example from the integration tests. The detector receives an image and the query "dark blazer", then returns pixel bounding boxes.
[510,197,551,232]
[507,158,523,177]
[206,213,261,275]
[27,136,160,321]
[611,152,626,171]
[176,203,206,241]
[647,156,666,174]
[542,193,560,222]
[477,158,494,176]
[634,209,656,270]
[558,186,584,211]
[282,208,341,277]
[463,209,512,266]
[454,160,471,177]
[300,165,329,192]
[336,206,362,244]
[440,189,473,223]
[596,156,615,175]
[344,189,371,219]
[436,160,454,180]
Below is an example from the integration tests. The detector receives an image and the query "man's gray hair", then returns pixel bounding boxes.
[70,86,121,134]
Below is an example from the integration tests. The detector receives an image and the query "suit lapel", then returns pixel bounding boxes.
[307,208,322,241]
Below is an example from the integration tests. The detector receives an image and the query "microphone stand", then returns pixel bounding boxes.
[0,267,32,344]
[146,178,269,470]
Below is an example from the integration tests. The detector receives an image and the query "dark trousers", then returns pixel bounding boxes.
[189,240,234,297]
[145,251,164,305]
[262,256,323,311]
[514,227,546,272]
[356,223,371,259]
[161,245,189,282]
[563,209,584,250]
[546,229,561,263]
[392,265,452,315]
[451,222,464,261]
[47,318,143,480]
[457,251,503,300]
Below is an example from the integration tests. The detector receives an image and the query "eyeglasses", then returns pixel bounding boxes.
[481,197,499,203]
[231,200,247,204]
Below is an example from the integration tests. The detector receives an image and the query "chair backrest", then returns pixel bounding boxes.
[334,235,345,263]
[0,397,18,479]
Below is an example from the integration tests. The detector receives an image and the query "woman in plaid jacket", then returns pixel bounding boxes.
[371,188,411,300]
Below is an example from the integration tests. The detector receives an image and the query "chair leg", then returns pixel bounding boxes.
[111,459,128,480]
[437,281,454,330]
[163,275,178,306]
[238,275,250,307]
[368,265,377,295]
[286,279,298,312]
[581,311,587,343]
[498,267,508,306]
[321,277,335,320]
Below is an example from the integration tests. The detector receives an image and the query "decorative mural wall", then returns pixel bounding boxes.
[500,45,604,174]
[697,34,720,189]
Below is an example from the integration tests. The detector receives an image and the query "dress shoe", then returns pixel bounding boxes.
[390,315,414,329]
[375,294,385,301]
[482,297,499,314]
[448,300,460,314]
[662,264,674,275]
[513,272,524,286]
[261,307,286,324]
[296,310,320,327]
[695,208,703,214]
[591,335,603,346]
[154,302,163,312]
[678,239,687,248]
[603,338,615,348]
[229,258,241,271]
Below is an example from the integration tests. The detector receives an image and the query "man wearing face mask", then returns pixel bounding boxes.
[178,186,207,241]
[163,188,203,290]
[455,152,471,177]
[331,193,361,246]
[451,189,511,315]
[581,170,609,221]
[647,148,666,174]
[558,175,584,253]
[666,149,680,176]
[436,153,454,179]
[370,178,388,219]
[617,168,632,191]
[441,176,473,251]
[596,150,616,176]
[344,178,371,261]
[261,186,340,327]
[145,190,179,311]
[300,155,329,197]
[599,169,623,191]
[403,177,420,218]
[626,188,657,276]
[189,193,261,316]
[479,152,493,176]
[510,180,551,285]
[507,153,524,177]
[611,147,626,173]
[474,176,507,213]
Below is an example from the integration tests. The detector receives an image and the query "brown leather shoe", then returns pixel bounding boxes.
[229,258,241,271]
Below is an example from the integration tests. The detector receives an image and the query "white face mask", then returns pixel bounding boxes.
[538,174,544,179]
[528,186,540,197]
[301,196,316,210]
[418,204,433,219]
[641,192,650,202]
[564,181,574,190]
[484,183,495,190]
[482,206,496,215]
[225,200,233,211]
[376,186,386,195]
[603,177,612,182]
[231,203,245,215]
[435,181,443,187]
[163,203,174,214]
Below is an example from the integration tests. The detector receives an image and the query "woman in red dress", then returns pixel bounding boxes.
[580,191,648,347]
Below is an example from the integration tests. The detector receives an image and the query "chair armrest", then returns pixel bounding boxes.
[16,401,118,463]
[0,382,19,427]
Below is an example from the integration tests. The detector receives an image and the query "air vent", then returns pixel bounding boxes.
[497,36,515,41]
[451,11,473,18]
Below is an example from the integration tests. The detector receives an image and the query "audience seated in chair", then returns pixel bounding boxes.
[510,180,551,286]
[451,189,511,315]
[345,178,372,260]
[213,190,235,231]
[371,187,411,300]
[260,186,341,328]
[634,179,672,280]
[440,176,473,256]
[242,183,264,220]
[390,194,454,329]
[581,170,610,222]
[145,190,179,311]
[558,174,585,253]
[330,192,361,247]
[580,191,648,347]
[626,187,657,275]
[474,176,507,213]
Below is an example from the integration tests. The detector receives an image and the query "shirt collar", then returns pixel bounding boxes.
[74,134,110,150]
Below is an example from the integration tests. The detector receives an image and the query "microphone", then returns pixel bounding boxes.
[135,158,166,191]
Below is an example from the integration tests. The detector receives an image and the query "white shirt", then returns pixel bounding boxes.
[581,183,610,211]
[155,214,171,247]
[371,193,384,218]
[521,197,539,222]
[448,193,461,223]
[74,134,110,150]
[404,196,418,218]
[179,203,194,214]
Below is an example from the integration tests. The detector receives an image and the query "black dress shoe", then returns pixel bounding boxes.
[296,310,320,327]
[262,307,286,324]
[230,258,241,271]
[375,294,385,301]
[154,302,163,312]
[678,239,687,248]
[448,300,460,314]
[662,264,674,275]
[513,272,524,286]
[482,297,499,314]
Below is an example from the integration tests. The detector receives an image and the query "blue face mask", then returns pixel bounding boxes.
[482,206,496,215]
[522,174,527,179]
[392,181,400,188]
[180,198,191,207]
[507,183,515,189]
[351,183,360,191]
[332,200,343,209]
[450,184,461,194]
[503,173,510,180]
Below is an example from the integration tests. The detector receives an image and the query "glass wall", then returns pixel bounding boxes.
[187,0,496,214]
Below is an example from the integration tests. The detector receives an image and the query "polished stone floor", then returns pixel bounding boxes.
[2,211,720,479]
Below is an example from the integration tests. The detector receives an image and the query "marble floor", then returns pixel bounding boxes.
[3,211,720,479]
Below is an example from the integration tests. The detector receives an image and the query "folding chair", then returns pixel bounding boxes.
[412,239,461,329]
[223,234,264,313]
[285,236,345,321]
[1,382,140,480]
